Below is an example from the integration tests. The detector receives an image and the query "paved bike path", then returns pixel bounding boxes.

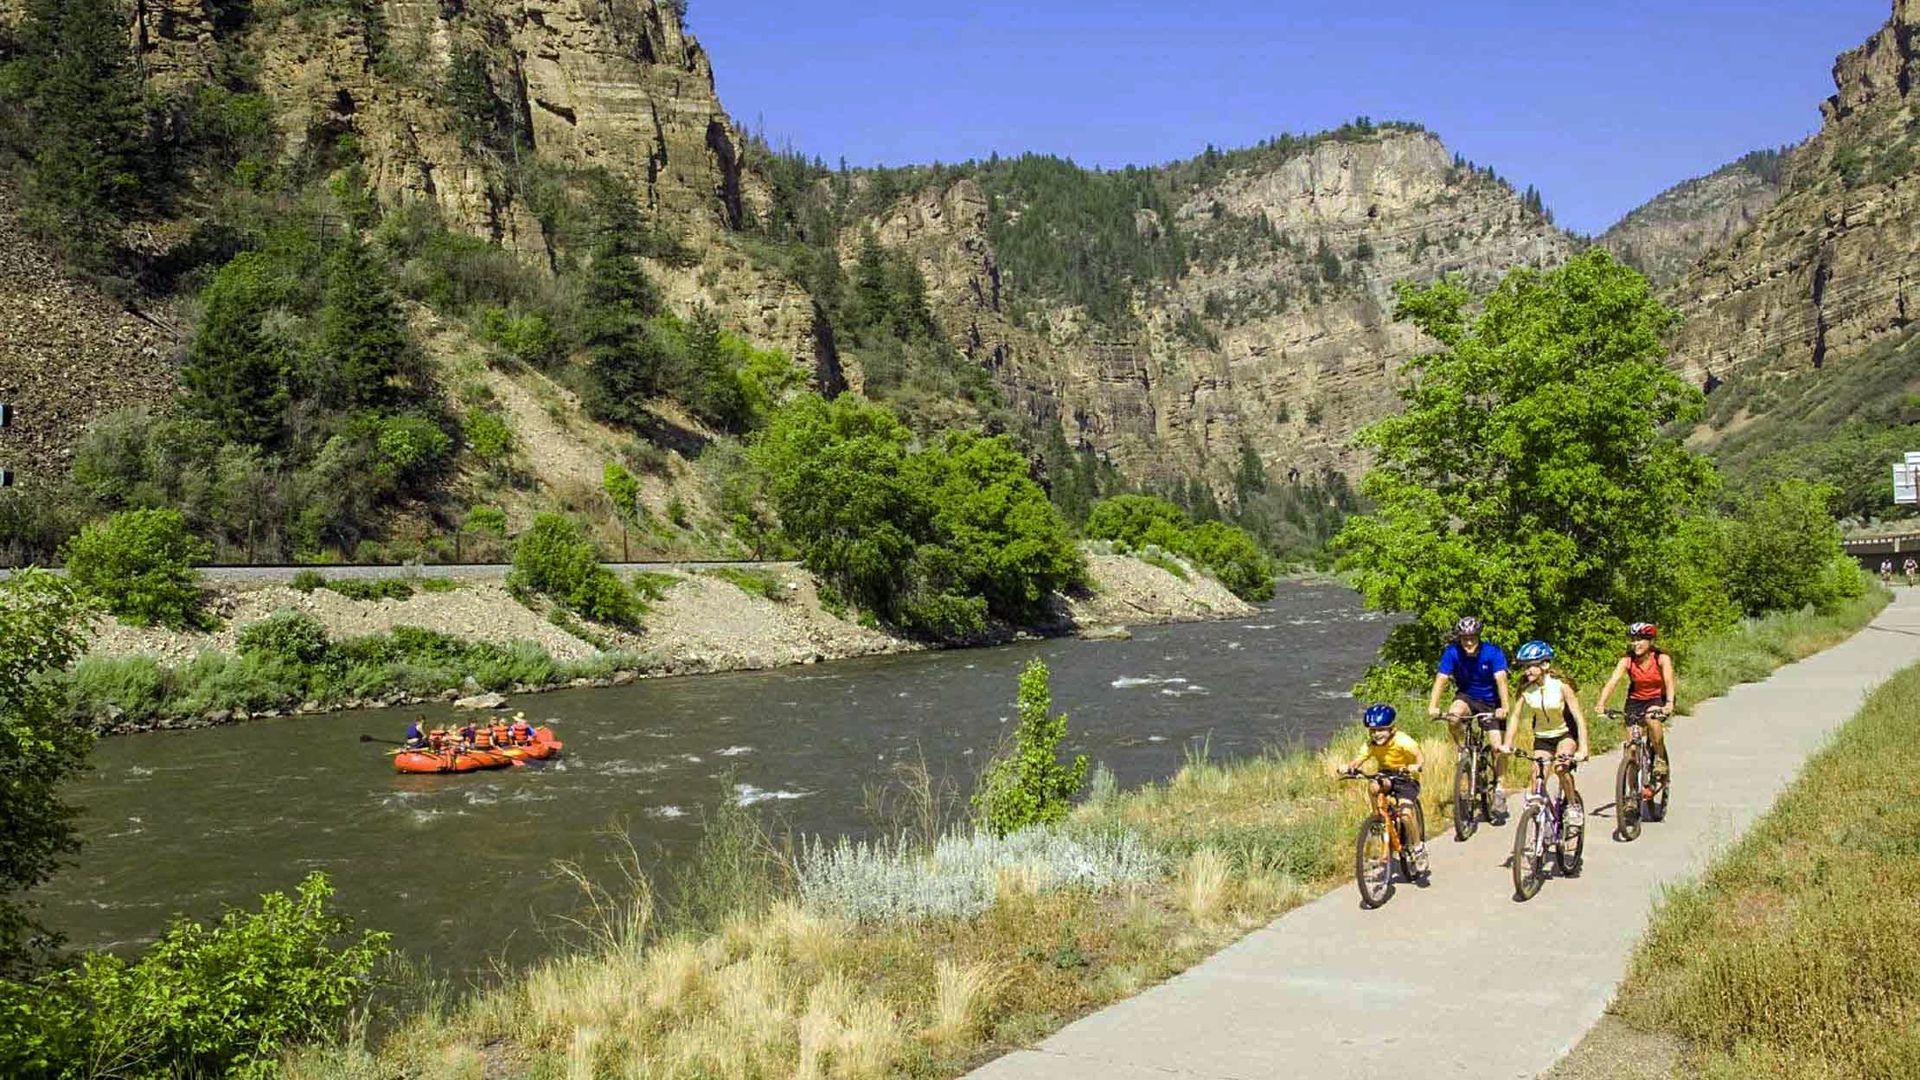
[970,591,1920,1080]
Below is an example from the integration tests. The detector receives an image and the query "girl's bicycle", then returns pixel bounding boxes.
[1452,711,1504,840]
[1608,708,1669,842]
[1511,750,1584,901]
[1341,769,1427,908]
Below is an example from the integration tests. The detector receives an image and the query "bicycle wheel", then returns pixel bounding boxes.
[1355,813,1395,908]
[1615,748,1642,842]
[1453,751,1478,841]
[1512,809,1545,901]
[1559,796,1586,876]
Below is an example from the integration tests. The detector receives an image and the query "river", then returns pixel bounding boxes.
[43,583,1388,980]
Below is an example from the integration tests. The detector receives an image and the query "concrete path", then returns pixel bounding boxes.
[970,591,1920,1080]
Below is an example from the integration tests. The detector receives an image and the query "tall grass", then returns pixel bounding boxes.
[1612,660,1920,1078]
[1671,585,1891,710]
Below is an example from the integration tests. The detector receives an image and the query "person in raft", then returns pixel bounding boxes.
[1426,615,1514,808]
[1335,704,1429,876]
[457,719,478,750]
[509,713,535,745]
[403,719,429,750]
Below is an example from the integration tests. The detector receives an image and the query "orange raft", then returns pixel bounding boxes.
[393,727,563,774]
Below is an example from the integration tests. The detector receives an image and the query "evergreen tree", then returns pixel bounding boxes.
[312,235,410,410]
[5,0,148,269]
[581,202,669,423]
[182,253,296,447]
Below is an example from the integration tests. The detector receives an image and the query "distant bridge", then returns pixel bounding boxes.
[1842,534,1920,567]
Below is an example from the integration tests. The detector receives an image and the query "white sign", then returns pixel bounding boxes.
[1897,462,1920,505]
[1907,450,1920,465]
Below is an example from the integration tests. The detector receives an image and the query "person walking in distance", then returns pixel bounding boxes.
[1427,616,1513,811]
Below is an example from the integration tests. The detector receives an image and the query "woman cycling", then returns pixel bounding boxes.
[1595,622,1674,782]
[1499,640,1590,825]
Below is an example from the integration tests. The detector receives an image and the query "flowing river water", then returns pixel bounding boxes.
[43,583,1389,980]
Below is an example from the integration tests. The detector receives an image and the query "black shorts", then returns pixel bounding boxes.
[1625,700,1667,725]
[1386,776,1422,802]
[1454,694,1500,718]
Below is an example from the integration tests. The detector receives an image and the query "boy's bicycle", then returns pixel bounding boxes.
[1511,749,1584,902]
[1609,708,1669,842]
[1452,711,1505,840]
[1341,769,1427,908]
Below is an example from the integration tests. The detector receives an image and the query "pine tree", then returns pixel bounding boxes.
[7,0,148,269]
[581,201,668,423]
[182,253,295,446]
[313,235,410,410]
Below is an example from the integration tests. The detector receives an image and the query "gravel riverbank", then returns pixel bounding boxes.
[78,553,1255,733]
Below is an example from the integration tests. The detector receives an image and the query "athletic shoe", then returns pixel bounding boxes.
[1565,803,1584,827]
[1413,844,1430,876]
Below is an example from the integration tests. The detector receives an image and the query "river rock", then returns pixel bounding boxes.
[454,692,508,710]
[610,670,638,686]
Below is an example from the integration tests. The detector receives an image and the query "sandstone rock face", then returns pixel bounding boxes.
[858,131,1572,491]
[1667,1,1920,386]
[1600,153,1788,289]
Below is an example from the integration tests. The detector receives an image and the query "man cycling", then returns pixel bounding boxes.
[1426,615,1513,811]
[1882,559,1895,585]
[1906,557,1918,587]
[1595,621,1674,782]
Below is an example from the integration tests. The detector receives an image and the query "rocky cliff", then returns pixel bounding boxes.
[1600,149,1789,289]
[1666,0,1920,389]
[855,130,1572,493]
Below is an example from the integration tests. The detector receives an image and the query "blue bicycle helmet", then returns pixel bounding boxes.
[1362,703,1397,729]
[1515,639,1555,663]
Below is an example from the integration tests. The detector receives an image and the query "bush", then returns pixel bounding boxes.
[0,872,389,1079]
[374,415,453,484]
[706,566,786,602]
[1727,479,1856,616]
[322,577,416,602]
[972,660,1089,836]
[235,611,332,666]
[289,569,325,593]
[461,407,515,463]
[62,509,214,630]
[463,505,507,537]
[509,513,640,629]
[1085,494,1273,602]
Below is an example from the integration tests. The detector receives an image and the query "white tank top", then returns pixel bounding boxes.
[1521,676,1570,728]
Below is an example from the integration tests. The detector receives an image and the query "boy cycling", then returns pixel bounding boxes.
[1336,704,1429,875]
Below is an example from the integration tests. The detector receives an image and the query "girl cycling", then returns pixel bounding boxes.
[1499,640,1590,825]
[1595,622,1674,781]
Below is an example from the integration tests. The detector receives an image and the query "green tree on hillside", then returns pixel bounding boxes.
[1334,249,1712,672]
[0,571,94,975]
[1,0,147,270]
[581,200,670,423]
[312,234,412,410]
[182,253,298,446]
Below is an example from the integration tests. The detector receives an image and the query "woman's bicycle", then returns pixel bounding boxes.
[1609,708,1669,841]
[1452,711,1505,840]
[1341,768,1427,908]
[1511,749,1584,901]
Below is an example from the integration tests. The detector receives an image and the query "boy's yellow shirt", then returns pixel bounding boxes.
[1362,730,1421,772]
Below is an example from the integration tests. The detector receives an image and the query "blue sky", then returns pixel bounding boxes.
[691,1,1889,235]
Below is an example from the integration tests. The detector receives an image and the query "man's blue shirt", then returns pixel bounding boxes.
[1438,641,1508,702]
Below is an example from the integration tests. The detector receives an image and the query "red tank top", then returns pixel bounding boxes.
[1627,650,1665,702]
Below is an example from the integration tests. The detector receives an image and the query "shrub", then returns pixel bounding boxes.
[235,611,332,666]
[62,509,214,630]
[509,513,640,629]
[461,407,514,463]
[289,569,325,593]
[0,872,388,1079]
[1085,495,1273,601]
[972,660,1089,836]
[463,505,508,537]
[706,566,785,603]
[322,577,415,602]
[1727,479,1856,616]
[374,415,453,483]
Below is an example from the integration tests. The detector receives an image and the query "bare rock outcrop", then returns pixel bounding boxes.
[1600,152,1789,289]
[855,129,1572,493]
[1667,1,1920,387]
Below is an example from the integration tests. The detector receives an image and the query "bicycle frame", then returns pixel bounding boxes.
[1521,752,1569,853]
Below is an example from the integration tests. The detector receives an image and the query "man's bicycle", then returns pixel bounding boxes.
[1511,749,1583,902]
[1452,711,1505,840]
[1610,708,1669,842]
[1340,769,1427,908]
